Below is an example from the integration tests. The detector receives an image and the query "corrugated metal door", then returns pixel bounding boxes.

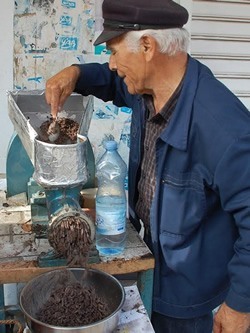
[186,0,250,110]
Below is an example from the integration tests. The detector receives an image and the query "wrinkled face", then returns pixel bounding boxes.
[107,36,148,95]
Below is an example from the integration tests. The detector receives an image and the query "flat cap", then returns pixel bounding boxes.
[94,0,189,46]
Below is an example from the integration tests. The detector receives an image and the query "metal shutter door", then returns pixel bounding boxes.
[190,0,250,110]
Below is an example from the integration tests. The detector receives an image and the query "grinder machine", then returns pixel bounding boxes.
[6,90,98,267]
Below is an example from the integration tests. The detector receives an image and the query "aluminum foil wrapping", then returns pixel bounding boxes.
[33,137,89,188]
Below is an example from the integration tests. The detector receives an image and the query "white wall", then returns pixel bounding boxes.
[0,1,14,174]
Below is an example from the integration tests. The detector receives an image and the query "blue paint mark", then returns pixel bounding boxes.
[124,176,128,190]
[84,9,91,15]
[75,14,82,35]
[76,55,85,63]
[28,43,48,53]
[94,45,111,55]
[61,0,76,9]
[14,85,23,90]
[33,55,44,59]
[94,109,115,120]
[103,105,121,115]
[28,49,48,54]
[120,107,132,114]
[59,36,78,51]
[87,18,94,30]
[28,77,43,83]
[120,134,131,148]
[60,15,72,26]
[20,35,27,48]
[15,0,30,14]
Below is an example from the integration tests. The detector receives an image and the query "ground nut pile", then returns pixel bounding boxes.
[37,282,110,326]
[48,215,92,267]
[39,117,79,144]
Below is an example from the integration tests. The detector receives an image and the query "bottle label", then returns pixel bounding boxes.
[96,209,126,235]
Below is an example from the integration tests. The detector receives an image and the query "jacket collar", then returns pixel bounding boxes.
[159,55,199,151]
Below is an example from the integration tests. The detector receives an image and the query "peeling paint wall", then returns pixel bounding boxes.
[14,0,95,88]
[0,2,14,174]
[13,0,131,169]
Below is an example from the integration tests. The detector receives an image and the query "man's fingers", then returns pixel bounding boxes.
[45,65,80,117]
[46,86,61,118]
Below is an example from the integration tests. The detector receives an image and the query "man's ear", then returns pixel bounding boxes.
[140,35,156,60]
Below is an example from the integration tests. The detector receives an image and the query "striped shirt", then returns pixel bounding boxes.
[135,83,183,232]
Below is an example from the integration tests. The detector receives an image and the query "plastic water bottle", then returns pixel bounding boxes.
[95,140,127,256]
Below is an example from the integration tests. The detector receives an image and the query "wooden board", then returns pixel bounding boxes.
[0,195,154,284]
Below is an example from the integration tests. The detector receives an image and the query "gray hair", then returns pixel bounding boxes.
[124,28,189,56]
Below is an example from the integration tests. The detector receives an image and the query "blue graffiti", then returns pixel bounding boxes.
[94,45,111,55]
[124,176,128,190]
[84,9,91,15]
[59,36,78,51]
[15,0,30,14]
[120,134,131,148]
[61,0,76,8]
[28,49,48,53]
[28,43,48,53]
[87,18,94,29]
[20,35,27,48]
[105,105,119,115]
[28,77,43,83]
[76,55,85,63]
[60,15,72,26]
[120,107,132,114]
[14,85,24,90]
[95,109,115,120]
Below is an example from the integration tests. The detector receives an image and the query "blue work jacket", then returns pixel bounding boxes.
[75,55,250,318]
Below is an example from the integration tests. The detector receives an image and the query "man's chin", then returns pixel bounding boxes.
[125,83,136,95]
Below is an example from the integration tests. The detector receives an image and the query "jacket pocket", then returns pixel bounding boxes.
[159,172,207,241]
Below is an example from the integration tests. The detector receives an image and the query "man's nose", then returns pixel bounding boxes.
[109,55,117,71]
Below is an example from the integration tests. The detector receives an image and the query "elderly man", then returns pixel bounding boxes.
[45,0,250,332]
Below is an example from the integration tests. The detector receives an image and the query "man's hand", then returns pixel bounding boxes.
[45,65,80,118]
[213,302,250,333]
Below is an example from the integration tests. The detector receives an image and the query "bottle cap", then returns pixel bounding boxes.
[104,140,117,150]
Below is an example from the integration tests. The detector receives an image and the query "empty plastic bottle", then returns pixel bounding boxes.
[95,140,127,256]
